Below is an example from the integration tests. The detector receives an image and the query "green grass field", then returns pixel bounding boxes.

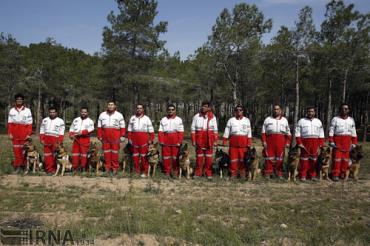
[0,135,369,245]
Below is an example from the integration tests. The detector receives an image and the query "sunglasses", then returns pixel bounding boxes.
[168,108,175,111]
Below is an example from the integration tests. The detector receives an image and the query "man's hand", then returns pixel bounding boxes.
[262,142,267,149]
[120,137,125,142]
[192,142,196,147]
[351,144,357,150]
[98,137,103,142]
[285,144,290,148]
[329,142,336,148]
[9,134,13,140]
[298,144,305,149]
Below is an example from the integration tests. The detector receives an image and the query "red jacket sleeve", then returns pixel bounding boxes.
[58,135,64,143]
[7,123,13,136]
[97,127,102,139]
[158,131,164,144]
[191,133,196,144]
[261,133,267,143]
[120,127,126,137]
[69,132,75,138]
[248,137,252,147]
[178,132,184,144]
[149,132,155,142]
[40,134,45,142]
[26,124,32,136]
[128,131,132,141]
[80,130,90,136]
[296,137,302,146]
[285,135,291,145]
[222,137,228,146]
[352,136,358,145]
[319,138,324,147]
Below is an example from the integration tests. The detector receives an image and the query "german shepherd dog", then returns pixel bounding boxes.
[147,142,160,178]
[244,147,260,181]
[54,143,73,176]
[345,145,364,181]
[178,143,193,179]
[316,147,331,181]
[87,142,103,176]
[215,148,230,179]
[23,139,42,174]
[122,142,133,176]
[287,146,300,181]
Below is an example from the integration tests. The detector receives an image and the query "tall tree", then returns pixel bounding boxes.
[102,0,168,105]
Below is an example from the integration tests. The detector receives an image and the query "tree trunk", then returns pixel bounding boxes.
[326,78,333,137]
[342,68,348,103]
[363,91,369,143]
[292,57,300,145]
[36,83,42,134]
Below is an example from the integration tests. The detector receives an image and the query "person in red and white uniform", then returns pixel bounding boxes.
[40,107,65,174]
[158,104,184,177]
[261,104,291,178]
[295,106,325,181]
[97,101,126,175]
[191,101,218,179]
[329,103,358,182]
[69,107,94,173]
[8,93,33,172]
[128,104,154,178]
[223,105,252,179]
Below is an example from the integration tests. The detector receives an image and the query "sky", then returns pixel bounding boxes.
[0,0,369,59]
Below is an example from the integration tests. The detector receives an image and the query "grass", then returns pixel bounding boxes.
[0,134,369,245]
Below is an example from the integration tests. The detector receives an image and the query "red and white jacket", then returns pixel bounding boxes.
[127,114,154,147]
[69,117,95,144]
[261,116,291,145]
[158,116,184,146]
[191,112,218,148]
[7,105,33,140]
[40,117,65,145]
[295,118,325,146]
[329,116,357,151]
[97,111,126,143]
[223,116,252,148]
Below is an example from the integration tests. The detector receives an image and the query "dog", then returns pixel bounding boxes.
[215,148,230,179]
[54,143,73,176]
[122,142,133,176]
[287,146,300,181]
[317,146,331,181]
[178,143,193,179]
[345,145,364,181]
[244,147,261,181]
[147,142,160,178]
[23,140,42,174]
[87,142,103,176]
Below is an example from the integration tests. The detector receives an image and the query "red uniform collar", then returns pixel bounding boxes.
[15,105,25,112]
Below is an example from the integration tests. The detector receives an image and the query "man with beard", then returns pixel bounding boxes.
[261,104,291,179]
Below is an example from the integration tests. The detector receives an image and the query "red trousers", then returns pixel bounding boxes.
[194,147,213,177]
[264,135,286,177]
[12,139,27,168]
[299,138,321,178]
[44,144,57,173]
[102,142,119,171]
[71,141,90,170]
[132,146,149,174]
[332,149,350,178]
[229,147,248,177]
[162,146,180,175]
